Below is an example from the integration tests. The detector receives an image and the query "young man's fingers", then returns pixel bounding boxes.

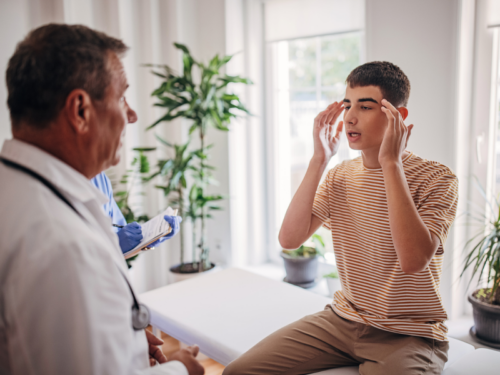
[324,107,337,124]
[335,121,344,139]
[381,106,396,123]
[321,102,338,117]
[403,124,414,149]
[185,345,200,357]
[326,105,344,124]
[381,99,399,116]
[146,332,164,346]
[315,106,331,124]
[325,122,331,141]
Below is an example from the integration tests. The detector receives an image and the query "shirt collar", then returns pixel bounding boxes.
[0,139,108,205]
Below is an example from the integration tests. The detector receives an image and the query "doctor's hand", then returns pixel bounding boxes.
[167,345,205,375]
[148,216,183,248]
[145,330,167,366]
[117,222,143,253]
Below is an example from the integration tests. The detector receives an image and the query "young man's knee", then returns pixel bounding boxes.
[222,359,245,375]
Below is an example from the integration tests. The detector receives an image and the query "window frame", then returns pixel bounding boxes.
[264,30,365,263]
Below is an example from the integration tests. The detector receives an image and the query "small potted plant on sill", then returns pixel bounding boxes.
[281,233,325,288]
[461,192,500,348]
[324,270,340,297]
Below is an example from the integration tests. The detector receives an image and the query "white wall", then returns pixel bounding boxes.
[366,0,459,168]
[365,0,478,319]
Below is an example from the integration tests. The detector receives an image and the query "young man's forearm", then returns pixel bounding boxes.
[382,162,439,274]
[279,156,327,249]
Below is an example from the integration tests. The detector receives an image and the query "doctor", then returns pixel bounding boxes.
[0,24,203,375]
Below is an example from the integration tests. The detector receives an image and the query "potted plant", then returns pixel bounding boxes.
[145,43,251,279]
[281,234,325,288]
[461,195,500,348]
[324,270,341,297]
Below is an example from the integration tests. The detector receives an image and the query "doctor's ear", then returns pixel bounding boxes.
[397,107,409,120]
[64,89,93,135]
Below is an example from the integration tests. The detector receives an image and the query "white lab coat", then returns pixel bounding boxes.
[0,139,188,375]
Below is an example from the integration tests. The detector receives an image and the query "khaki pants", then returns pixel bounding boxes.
[223,305,448,375]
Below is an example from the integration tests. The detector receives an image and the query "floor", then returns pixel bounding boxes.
[152,328,225,375]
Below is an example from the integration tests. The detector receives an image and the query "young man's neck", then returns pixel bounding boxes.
[361,149,410,169]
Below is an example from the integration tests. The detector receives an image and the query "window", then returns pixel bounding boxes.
[494,31,500,198]
[267,31,363,258]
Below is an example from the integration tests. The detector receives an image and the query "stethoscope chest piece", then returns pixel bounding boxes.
[132,303,151,331]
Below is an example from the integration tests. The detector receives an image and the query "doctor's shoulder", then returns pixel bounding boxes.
[0,179,102,263]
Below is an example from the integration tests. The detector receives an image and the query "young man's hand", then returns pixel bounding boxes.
[313,102,345,164]
[379,99,413,167]
[167,345,205,375]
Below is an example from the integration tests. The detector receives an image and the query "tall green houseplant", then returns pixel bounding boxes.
[147,43,251,271]
[139,135,198,268]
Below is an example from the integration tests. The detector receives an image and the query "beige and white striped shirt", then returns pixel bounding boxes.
[312,152,458,341]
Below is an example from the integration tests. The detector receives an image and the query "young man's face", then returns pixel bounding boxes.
[343,85,389,154]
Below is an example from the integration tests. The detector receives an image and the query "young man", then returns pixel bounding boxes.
[223,62,458,375]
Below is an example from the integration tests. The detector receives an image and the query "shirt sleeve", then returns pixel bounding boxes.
[312,166,337,230]
[101,173,127,227]
[417,171,459,253]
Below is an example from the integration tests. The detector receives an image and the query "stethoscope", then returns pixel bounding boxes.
[0,157,150,331]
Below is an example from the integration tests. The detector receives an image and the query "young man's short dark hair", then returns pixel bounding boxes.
[6,23,128,129]
[346,61,411,107]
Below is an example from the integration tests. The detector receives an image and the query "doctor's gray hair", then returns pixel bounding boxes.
[6,23,128,129]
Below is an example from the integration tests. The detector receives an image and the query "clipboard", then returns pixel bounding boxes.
[123,207,178,259]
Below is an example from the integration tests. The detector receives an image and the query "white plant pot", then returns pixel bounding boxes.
[325,277,341,297]
[168,263,220,284]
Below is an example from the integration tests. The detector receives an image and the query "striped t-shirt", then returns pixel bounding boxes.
[312,152,458,341]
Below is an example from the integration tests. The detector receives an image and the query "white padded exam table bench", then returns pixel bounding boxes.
[140,268,499,375]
